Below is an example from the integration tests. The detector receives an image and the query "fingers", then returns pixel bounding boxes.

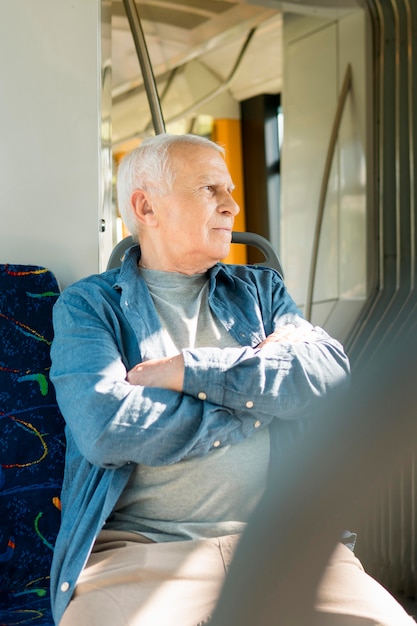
[257,324,318,348]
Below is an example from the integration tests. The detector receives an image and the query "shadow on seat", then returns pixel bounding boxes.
[106,231,284,276]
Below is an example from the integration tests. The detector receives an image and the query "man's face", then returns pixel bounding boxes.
[148,143,240,273]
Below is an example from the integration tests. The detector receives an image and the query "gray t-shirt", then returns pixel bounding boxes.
[105,269,270,541]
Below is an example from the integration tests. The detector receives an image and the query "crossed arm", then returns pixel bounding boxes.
[51,274,349,467]
[127,324,319,391]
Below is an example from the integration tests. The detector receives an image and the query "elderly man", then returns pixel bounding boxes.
[50,133,415,625]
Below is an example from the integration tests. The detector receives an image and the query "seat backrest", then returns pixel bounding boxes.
[0,264,65,626]
[232,231,284,276]
[106,232,284,276]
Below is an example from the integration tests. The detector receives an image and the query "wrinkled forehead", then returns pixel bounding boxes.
[168,141,223,162]
[169,142,231,183]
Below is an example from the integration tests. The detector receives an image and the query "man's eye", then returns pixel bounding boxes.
[199,185,216,196]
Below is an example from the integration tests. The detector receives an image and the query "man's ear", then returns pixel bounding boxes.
[131,189,158,226]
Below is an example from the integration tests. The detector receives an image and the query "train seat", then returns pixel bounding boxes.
[107,231,284,276]
[0,264,65,626]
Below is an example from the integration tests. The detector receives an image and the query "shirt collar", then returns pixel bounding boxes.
[112,243,230,290]
[112,243,141,291]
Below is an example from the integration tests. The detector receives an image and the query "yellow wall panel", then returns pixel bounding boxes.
[212,119,247,264]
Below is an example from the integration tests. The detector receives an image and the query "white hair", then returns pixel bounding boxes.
[117,133,225,241]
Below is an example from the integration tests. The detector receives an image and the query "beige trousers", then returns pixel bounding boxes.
[60,531,416,626]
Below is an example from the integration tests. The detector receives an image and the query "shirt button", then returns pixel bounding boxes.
[60,582,70,592]
[246,400,254,408]
[198,392,207,400]
[213,440,221,448]
[254,420,261,428]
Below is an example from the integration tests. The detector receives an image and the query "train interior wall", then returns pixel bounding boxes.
[280,7,371,344]
[0,0,113,290]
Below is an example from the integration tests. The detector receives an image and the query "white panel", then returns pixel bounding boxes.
[281,9,368,336]
[0,0,109,289]
[281,20,338,307]
[319,299,366,342]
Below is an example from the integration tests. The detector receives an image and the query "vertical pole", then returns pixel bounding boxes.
[122,0,166,135]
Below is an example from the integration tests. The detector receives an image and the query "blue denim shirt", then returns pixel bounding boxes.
[49,245,350,623]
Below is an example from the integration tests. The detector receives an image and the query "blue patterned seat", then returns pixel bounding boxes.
[0,265,65,626]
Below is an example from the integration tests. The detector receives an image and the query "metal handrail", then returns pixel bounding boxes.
[106,232,284,276]
[305,64,352,321]
[113,27,257,146]
[122,0,166,135]
[160,27,256,130]
[232,231,283,276]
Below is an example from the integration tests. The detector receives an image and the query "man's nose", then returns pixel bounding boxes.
[219,191,240,216]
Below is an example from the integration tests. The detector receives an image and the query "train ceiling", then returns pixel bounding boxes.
[110,0,359,149]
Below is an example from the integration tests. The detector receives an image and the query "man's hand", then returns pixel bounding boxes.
[127,353,184,392]
[257,324,318,349]
[127,325,317,390]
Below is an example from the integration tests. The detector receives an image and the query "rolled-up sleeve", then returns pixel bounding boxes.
[182,266,350,419]
[182,325,349,419]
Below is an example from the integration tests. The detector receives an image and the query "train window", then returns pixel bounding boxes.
[277,103,284,154]
[241,94,281,265]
